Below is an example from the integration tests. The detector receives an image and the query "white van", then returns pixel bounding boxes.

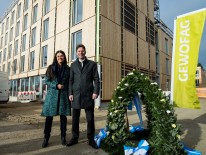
[0,71,9,103]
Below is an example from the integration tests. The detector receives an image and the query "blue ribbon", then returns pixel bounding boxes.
[182,142,202,155]
[133,94,143,127]
[129,125,144,133]
[127,94,144,127]
[128,101,133,110]
[94,128,108,148]
[124,139,149,155]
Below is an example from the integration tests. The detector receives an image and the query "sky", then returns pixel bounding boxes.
[0,0,206,68]
[159,0,206,69]
[0,0,13,19]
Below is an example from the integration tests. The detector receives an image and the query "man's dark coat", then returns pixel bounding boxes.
[69,59,100,109]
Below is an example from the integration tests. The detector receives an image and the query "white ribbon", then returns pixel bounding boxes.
[94,128,108,148]
[124,140,149,155]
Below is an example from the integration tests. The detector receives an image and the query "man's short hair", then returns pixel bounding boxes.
[76,44,86,51]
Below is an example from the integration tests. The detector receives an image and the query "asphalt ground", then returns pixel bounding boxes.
[0,98,205,155]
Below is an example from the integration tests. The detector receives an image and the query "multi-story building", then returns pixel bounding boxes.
[196,66,206,87]
[155,20,173,91]
[0,0,172,101]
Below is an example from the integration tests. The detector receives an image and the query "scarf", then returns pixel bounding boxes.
[52,63,65,84]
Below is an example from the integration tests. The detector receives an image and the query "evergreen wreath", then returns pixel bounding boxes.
[101,70,186,155]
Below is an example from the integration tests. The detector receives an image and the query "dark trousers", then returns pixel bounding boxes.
[72,108,95,141]
[44,115,67,139]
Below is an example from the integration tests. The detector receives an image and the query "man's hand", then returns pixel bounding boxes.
[69,95,73,102]
[92,93,98,100]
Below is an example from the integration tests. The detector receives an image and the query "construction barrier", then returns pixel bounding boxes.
[17,91,37,102]
[196,88,206,98]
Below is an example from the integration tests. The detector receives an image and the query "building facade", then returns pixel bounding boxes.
[196,66,206,87]
[155,20,173,91]
[0,0,172,101]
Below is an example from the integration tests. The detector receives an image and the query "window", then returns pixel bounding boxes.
[156,53,160,73]
[22,34,26,51]
[166,79,170,91]
[30,76,35,90]
[7,63,11,74]
[32,4,38,24]
[34,76,40,92]
[21,79,25,91]
[196,70,199,77]
[17,3,21,18]
[42,45,47,67]
[24,0,29,11]
[3,64,5,71]
[171,43,173,53]
[1,23,4,35]
[31,27,36,46]
[15,40,18,55]
[25,79,29,92]
[15,21,20,37]
[72,30,82,60]
[165,38,168,54]
[13,59,17,74]
[8,44,12,58]
[0,37,3,48]
[146,18,155,45]
[0,51,2,63]
[166,58,169,75]
[149,21,155,45]
[155,30,158,51]
[43,18,49,41]
[3,48,7,61]
[121,63,134,78]
[23,14,28,31]
[196,79,200,86]
[30,51,35,70]
[123,0,135,33]
[20,55,25,72]
[44,0,50,15]
[11,11,15,25]
[73,0,83,25]
[6,17,9,30]
[5,33,8,45]
[10,27,13,42]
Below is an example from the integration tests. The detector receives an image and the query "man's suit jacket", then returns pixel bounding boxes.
[69,58,100,109]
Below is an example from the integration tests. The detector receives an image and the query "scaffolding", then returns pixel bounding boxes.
[154,0,160,22]
[154,0,173,38]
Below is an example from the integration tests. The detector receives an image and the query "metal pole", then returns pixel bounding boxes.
[95,64,101,108]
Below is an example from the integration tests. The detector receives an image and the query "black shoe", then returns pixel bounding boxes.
[88,140,98,149]
[42,138,49,148]
[66,138,78,147]
[61,136,67,145]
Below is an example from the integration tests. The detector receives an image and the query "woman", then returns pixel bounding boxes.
[41,50,71,148]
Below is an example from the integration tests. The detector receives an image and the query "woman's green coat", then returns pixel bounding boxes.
[41,65,71,116]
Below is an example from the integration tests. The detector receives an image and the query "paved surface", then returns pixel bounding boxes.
[0,99,206,155]
[176,98,206,154]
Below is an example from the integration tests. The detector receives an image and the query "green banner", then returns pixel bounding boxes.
[171,8,206,109]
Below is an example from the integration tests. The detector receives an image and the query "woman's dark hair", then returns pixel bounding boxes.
[46,50,67,80]
[52,50,67,65]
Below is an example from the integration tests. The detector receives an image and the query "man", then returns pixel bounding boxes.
[67,44,100,149]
